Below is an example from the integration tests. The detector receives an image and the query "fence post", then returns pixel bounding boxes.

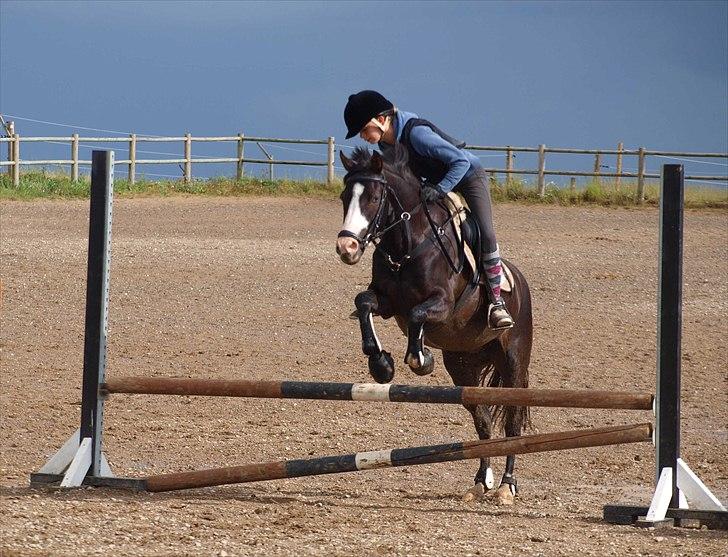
[128,134,136,185]
[12,133,20,187]
[537,144,546,196]
[184,133,192,183]
[593,152,601,185]
[570,177,577,193]
[636,147,646,204]
[615,142,623,192]
[236,133,245,180]
[327,136,335,186]
[6,121,14,177]
[505,147,513,186]
[71,133,79,182]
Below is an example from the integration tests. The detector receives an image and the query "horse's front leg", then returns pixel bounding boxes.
[404,296,448,376]
[355,290,395,383]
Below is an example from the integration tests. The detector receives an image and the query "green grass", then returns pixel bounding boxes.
[0,171,343,201]
[1,171,726,209]
[487,176,727,209]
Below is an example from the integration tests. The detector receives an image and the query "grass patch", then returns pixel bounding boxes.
[0,171,343,200]
[1,172,726,209]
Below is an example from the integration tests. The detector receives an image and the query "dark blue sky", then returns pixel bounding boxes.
[1,0,726,181]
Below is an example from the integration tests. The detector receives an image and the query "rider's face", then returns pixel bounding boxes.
[359,123,383,144]
[359,116,387,144]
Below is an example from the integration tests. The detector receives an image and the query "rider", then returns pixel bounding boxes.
[343,90,513,329]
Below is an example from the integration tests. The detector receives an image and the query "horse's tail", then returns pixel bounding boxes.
[483,259,533,433]
[484,361,533,434]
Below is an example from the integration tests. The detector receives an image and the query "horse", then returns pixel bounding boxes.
[335,145,533,504]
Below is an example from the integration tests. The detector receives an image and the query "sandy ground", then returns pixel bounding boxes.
[1,196,726,556]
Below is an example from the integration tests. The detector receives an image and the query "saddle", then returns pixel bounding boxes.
[442,192,514,293]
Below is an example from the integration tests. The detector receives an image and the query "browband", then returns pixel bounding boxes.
[344,172,387,185]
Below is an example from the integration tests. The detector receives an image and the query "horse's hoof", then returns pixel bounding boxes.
[407,348,435,376]
[368,351,395,383]
[494,484,515,506]
[462,482,486,502]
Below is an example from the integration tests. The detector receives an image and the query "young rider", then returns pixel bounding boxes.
[343,90,513,328]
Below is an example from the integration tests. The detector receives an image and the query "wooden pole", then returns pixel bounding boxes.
[6,121,14,177]
[327,136,335,186]
[593,152,601,185]
[184,133,192,183]
[144,423,653,492]
[128,134,136,184]
[12,133,19,187]
[637,147,646,204]
[236,133,244,180]
[537,144,546,196]
[71,133,79,182]
[505,147,513,186]
[102,377,654,410]
[615,142,623,192]
[570,177,577,193]
[257,142,273,181]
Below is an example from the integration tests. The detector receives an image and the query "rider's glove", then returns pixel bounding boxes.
[422,185,445,202]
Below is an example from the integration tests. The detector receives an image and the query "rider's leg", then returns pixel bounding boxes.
[455,169,513,328]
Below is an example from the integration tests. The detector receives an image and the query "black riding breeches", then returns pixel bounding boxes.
[453,168,498,259]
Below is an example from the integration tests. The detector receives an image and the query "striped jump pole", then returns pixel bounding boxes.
[102,377,654,410]
[144,423,653,492]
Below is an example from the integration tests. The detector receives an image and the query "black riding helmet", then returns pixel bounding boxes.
[344,90,394,139]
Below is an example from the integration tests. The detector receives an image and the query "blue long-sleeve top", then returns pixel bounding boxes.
[384,110,482,193]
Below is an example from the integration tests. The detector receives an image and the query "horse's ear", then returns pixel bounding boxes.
[340,150,355,172]
[370,151,383,174]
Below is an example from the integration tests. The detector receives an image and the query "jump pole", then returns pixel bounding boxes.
[145,423,652,493]
[102,377,654,411]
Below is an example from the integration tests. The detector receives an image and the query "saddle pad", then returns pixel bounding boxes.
[444,192,513,293]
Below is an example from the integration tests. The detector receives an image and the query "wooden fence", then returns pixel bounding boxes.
[1,128,726,203]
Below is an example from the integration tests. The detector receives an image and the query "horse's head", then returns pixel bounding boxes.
[336,148,388,265]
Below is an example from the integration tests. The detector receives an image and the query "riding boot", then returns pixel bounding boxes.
[481,248,514,329]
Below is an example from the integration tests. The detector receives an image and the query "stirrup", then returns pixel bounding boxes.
[488,301,514,330]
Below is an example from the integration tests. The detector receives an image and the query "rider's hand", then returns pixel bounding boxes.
[422,185,444,202]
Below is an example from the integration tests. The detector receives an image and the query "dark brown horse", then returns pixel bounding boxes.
[336,146,533,504]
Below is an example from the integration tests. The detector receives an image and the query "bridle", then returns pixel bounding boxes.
[338,171,464,273]
[337,172,414,255]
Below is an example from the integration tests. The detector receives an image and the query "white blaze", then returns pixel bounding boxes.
[342,183,369,236]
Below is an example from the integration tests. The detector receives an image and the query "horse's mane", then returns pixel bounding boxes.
[349,144,417,185]
[348,146,376,175]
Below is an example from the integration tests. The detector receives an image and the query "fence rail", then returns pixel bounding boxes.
[1,130,726,204]
[0,132,335,186]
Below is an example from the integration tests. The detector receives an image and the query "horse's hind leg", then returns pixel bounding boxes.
[355,290,395,383]
[492,339,530,506]
[442,348,498,501]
